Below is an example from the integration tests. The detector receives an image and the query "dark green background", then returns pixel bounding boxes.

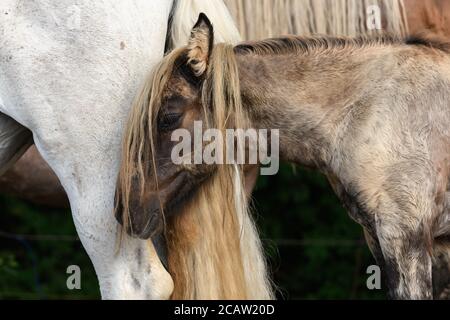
[0,163,385,299]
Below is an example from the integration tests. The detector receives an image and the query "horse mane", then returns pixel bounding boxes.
[405,34,450,53]
[224,0,409,40]
[235,34,399,55]
[235,33,450,56]
[116,6,274,297]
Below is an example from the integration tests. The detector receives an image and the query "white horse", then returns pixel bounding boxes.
[0,0,240,299]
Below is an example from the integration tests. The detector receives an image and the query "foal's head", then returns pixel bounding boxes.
[115,13,248,240]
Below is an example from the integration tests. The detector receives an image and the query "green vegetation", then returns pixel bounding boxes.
[0,196,99,299]
[0,163,385,299]
[254,164,385,299]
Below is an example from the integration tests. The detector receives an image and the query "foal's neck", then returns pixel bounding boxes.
[236,42,402,170]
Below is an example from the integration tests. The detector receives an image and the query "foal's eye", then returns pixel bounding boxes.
[159,113,182,131]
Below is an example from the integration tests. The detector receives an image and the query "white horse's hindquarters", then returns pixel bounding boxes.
[0,0,174,299]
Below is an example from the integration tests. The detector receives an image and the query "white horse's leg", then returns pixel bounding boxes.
[0,113,32,175]
[35,137,174,299]
[41,148,173,299]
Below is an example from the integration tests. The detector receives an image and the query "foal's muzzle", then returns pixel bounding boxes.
[114,199,168,270]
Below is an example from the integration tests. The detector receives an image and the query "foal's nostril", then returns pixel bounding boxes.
[133,209,163,240]
[116,211,161,240]
[115,192,165,239]
[146,212,158,231]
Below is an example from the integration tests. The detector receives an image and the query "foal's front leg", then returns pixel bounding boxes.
[364,226,433,299]
[363,229,385,270]
[375,210,433,299]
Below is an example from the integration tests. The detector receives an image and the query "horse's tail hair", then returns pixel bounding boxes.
[223,0,409,40]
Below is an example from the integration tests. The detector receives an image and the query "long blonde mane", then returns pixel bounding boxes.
[116,0,274,298]
[166,43,273,299]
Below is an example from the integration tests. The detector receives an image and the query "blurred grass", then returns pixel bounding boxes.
[0,196,100,299]
[0,163,385,299]
[252,163,385,299]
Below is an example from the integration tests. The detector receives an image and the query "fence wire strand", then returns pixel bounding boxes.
[0,229,366,246]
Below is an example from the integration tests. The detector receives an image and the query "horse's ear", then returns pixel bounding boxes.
[187,13,214,77]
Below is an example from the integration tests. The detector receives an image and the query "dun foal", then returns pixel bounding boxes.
[118,14,450,299]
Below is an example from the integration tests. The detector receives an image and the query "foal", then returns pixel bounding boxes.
[119,13,450,299]
[233,34,450,299]
[235,32,450,299]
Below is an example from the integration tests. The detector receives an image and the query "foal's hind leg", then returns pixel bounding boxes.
[0,113,33,176]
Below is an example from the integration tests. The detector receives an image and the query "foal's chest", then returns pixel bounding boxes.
[326,173,376,234]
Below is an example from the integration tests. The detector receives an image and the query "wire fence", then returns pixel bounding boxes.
[0,228,370,300]
[0,230,79,242]
[0,229,366,246]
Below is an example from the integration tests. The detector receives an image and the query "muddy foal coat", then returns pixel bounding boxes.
[157,16,450,299]
[240,37,450,300]
[237,37,450,299]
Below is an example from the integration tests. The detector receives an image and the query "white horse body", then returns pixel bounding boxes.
[0,0,244,299]
[0,0,175,299]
